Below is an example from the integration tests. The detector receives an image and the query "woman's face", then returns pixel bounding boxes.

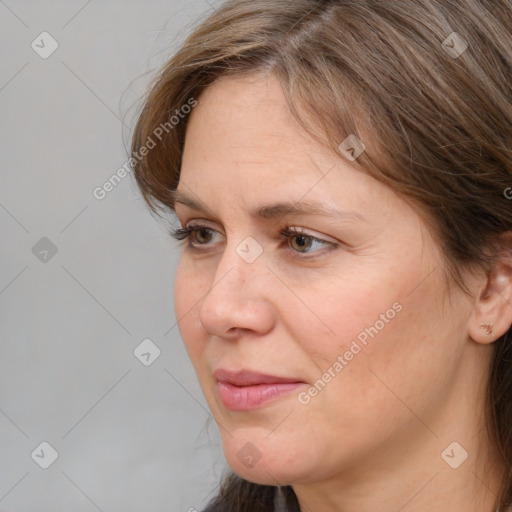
[173,73,480,486]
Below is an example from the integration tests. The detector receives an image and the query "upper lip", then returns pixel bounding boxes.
[214,369,304,386]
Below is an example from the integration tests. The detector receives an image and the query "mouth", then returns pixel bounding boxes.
[214,369,307,411]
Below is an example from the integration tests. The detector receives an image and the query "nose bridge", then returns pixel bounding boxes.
[198,235,271,336]
[214,234,265,287]
[207,235,263,302]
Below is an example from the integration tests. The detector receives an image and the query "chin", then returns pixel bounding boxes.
[226,458,300,486]
[221,436,313,486]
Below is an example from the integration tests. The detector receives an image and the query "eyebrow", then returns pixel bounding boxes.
[170,189,367,223]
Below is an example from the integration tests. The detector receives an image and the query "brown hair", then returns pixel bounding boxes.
[130,1,512,510]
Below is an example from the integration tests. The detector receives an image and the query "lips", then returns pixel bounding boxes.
[214,368,304,386]
[214,368,306,411]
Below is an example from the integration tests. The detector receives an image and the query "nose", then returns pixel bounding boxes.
[198,241,275,340]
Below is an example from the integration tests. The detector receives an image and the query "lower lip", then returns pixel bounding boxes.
[217,381,305,411]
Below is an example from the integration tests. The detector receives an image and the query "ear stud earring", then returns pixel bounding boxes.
[480,323,494,336]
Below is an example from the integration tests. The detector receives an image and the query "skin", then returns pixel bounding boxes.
[173,72,511,512]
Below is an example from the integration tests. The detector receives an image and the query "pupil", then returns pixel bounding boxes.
[294,235,311,251]
[198,228,211,243]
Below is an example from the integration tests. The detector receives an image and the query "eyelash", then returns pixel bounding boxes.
[169,224,336,259]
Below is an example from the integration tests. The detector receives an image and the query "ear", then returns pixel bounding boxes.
[468,232,512,344]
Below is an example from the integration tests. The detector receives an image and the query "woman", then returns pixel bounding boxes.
[130,1,512,510]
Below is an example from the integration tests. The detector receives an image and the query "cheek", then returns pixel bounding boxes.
[173,258,207,361]
[173,258,193,321]
[311,269,460,431]
[302,273,402,358]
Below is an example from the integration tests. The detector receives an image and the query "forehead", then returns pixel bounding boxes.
[179,74,400,226]
[183,77,342,186]
[186,74,323,156]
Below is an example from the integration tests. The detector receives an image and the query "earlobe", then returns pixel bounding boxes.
[468,235,512,345]
[478,323,494,337]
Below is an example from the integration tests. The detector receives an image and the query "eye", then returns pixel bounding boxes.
[170,224,218,246]
[280,227,336,256]
[190,226,215,244]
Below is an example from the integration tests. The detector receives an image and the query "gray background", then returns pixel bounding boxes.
[0,1,227,510]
